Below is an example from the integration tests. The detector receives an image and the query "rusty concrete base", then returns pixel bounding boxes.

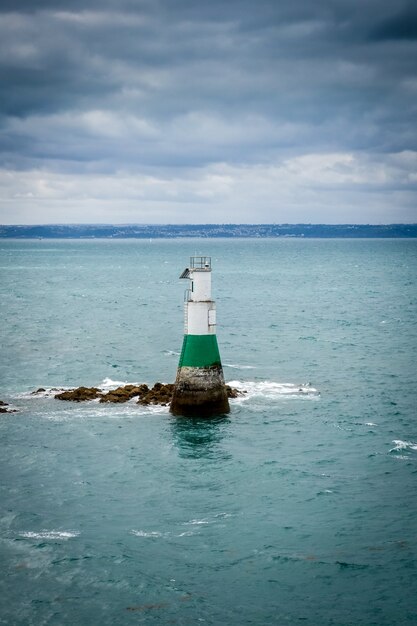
[170,365,230,417]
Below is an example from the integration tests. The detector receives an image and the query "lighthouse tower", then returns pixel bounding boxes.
[170,256,230,417]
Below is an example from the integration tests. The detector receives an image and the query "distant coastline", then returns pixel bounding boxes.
[0,224,416,239]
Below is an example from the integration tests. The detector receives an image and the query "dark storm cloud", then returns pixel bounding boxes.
[0,0,416,222]
[371,4,417,40]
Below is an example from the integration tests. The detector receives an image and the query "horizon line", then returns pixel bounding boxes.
[2,222,417,227]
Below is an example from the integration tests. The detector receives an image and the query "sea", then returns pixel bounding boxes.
[0,237,416,625]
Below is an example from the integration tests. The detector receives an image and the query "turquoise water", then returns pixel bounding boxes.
[0,238,416,625]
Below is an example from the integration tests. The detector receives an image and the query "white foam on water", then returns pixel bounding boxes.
[100,377,130,389]
[61,403,170,420]
[227,380,319,402]
[365,422,377,426]
[131,530,164,538]
[17,387,69,399]
[390,440,417,453]
[224,363,256,370]
[20,530,80,540]
[135,404,170,416]
[131,529,198,539]
[184,513,232,526]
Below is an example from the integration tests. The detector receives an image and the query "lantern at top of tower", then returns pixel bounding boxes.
[179,256,212,302]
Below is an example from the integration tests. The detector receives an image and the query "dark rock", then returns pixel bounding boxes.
[100,385,143,403]
[0,402,17,413]
[0,400,8,406]
[55,387,102,402]
[138,397,150,405]
[100,393,125,403]
[136,383,174,406]
[31,388,46,394]
[225,385,245,398]
[123,385,140,393]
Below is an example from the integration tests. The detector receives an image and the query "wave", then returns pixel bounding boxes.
[389,440,417,453]
[16,387,69,399]
[131,513,233,540]
[224,363,256,370]
[131,530,164,538]
[183,513,232,526]
[100,377,131,389]
[131,529,197,539]
[52,403,170,420]
[227,380,319,401]
[19,530,80,540]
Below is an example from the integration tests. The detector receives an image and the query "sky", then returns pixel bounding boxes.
[0,0,416,224]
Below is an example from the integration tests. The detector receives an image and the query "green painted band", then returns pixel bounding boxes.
[178,334,222,368]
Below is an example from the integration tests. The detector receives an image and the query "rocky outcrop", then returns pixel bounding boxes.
[100,385,143,403]
[54,383,176,405]
[55,387,102,402]
[53,382,244,407]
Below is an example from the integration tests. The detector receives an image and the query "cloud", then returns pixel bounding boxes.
[0,0,416,223]
[371,4,417,41]
[1,150,415,224]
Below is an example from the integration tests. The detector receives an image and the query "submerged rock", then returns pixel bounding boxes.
[0,401,17,414]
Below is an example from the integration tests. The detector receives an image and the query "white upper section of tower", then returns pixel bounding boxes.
[179,256,216,335]
[190,269,211,302]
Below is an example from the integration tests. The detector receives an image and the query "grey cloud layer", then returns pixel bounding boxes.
[0,0,416,222]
